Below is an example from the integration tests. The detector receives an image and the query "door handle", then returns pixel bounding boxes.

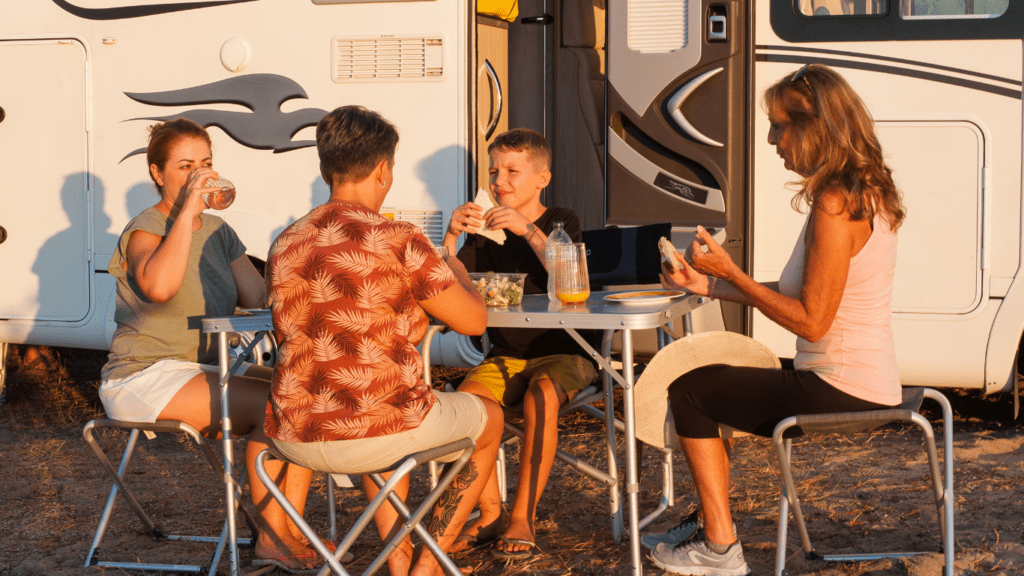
[520,14,553,25]
[480,59,503,140]
[0,226,7,245]
[666,67,725,148]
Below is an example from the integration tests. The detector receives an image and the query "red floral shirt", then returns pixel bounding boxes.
[264,203,455,442]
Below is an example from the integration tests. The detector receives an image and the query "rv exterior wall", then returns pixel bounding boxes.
[751,3,1022,393]
[0,0,471,349]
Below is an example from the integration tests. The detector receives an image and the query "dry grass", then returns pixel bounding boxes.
[1,345,1024,575]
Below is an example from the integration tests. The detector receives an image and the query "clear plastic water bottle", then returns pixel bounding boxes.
[545,221,572,301]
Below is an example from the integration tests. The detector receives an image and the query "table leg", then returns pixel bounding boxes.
[621,329,643,576]
[602,331,623,543]
[218,332,240,576]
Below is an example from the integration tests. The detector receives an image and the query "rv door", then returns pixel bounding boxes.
[606,0,750,331]
[0,38,91,322]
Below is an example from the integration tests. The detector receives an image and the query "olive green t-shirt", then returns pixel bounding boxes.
[101,207,246,381]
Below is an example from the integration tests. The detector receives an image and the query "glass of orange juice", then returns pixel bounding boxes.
[555,243,590,305]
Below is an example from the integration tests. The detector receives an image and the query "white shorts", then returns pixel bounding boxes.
[99,359,251,423]
[270,390,488,474]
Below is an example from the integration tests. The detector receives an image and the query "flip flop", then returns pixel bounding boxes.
[252,550,320,574]
[455,508,509,549]
[491,535,536,560]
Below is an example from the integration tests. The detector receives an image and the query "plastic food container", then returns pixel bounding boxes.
[468,272,527,306]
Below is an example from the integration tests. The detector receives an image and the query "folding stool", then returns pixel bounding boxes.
[83,418,258,575]
[772,387,954,576]
[255,437,476,576]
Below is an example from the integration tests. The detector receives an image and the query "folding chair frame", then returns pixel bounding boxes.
[426,320,692,545]
[255,437,476,576]
[772,388,954,576]
[83,418,258,575]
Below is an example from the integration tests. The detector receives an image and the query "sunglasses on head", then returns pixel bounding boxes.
[791,64,815,103]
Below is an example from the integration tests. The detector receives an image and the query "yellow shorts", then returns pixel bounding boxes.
[463,355,599,407]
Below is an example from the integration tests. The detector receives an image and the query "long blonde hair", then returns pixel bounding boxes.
[763,65,905,230]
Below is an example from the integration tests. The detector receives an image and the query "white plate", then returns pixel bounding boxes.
[604,290,687,305]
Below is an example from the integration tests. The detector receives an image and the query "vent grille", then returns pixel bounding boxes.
[627,0,686,54]
[332,36,445,83]
[380,208,445,246]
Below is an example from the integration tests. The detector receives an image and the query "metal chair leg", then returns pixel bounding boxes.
[83,420,254,574]
[771,389,955,576]
[256,440,474,576]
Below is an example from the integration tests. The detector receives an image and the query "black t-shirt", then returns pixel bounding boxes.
[457,207,599,361]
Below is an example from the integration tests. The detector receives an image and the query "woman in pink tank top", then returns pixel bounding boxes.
[645,65,907,576]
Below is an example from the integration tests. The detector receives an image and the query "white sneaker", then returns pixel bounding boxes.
[649,528,750,576]
[641,508,737,552]
[641,507,700,550]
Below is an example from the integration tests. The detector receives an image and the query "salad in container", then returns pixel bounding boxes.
[468,272,527,306]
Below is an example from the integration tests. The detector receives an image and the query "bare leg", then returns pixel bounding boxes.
[448,463,503,553]
[678,436,736,546]
[159,371,315,571]
[363,473,416,576]
[447,381,504,553]
[239,366,322,547]
[409,389,504,576]
[494,378,564,555]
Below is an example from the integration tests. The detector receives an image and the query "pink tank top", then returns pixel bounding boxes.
[778,211,901,406]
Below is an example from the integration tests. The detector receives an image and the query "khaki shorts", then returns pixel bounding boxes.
[270,390,488,474]
[462,355,598,407]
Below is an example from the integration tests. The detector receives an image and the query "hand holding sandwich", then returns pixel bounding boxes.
[661,226,739,298]
[447,201,487,237]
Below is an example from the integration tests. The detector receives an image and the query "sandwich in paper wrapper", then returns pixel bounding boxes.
[472,187,506,245]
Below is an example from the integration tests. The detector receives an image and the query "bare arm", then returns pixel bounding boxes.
[125,221,198,304]
[230,255,267,309]
[125,168,221,304]
[483,206,548,268]
[442,202,485,253]
[419,257,487,336]
[664,192,869,342]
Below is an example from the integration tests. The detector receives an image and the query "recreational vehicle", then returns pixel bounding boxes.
[1,1,1022,405]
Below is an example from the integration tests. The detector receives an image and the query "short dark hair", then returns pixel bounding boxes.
[147,118,211,191]
[316,105,399,185]
[487,128,551,171]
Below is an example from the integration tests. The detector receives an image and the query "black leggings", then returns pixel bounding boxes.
[668,359,893,439]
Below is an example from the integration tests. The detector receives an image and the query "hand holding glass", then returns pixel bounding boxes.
[554,243,590,305]
[201,176,236,210]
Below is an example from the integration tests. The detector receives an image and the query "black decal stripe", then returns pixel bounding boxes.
[757,53,1022,101]
[52,0,257,21]
[758,44,1021,87]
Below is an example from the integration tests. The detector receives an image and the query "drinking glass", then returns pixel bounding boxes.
[555,242,590,305]
[201,176,236,210]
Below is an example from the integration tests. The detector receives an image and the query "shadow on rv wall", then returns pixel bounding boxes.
[415,145,466,202]
[125,182,158,219]
[310,173,330,208]
[266,174,331,249]
[31,173,117,322]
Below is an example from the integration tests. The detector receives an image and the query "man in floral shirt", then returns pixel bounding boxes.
[264,105,503,576]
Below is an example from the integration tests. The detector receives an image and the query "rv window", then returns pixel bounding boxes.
[900,0,1009,19]
[797,0,889,17]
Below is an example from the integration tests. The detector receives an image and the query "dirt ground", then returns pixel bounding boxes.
[1,345,1022,576]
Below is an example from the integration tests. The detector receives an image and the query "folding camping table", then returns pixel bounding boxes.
[478,291,707,576]
[201,310,275,576]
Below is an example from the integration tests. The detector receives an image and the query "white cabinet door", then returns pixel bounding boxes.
[0,40,90,321]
